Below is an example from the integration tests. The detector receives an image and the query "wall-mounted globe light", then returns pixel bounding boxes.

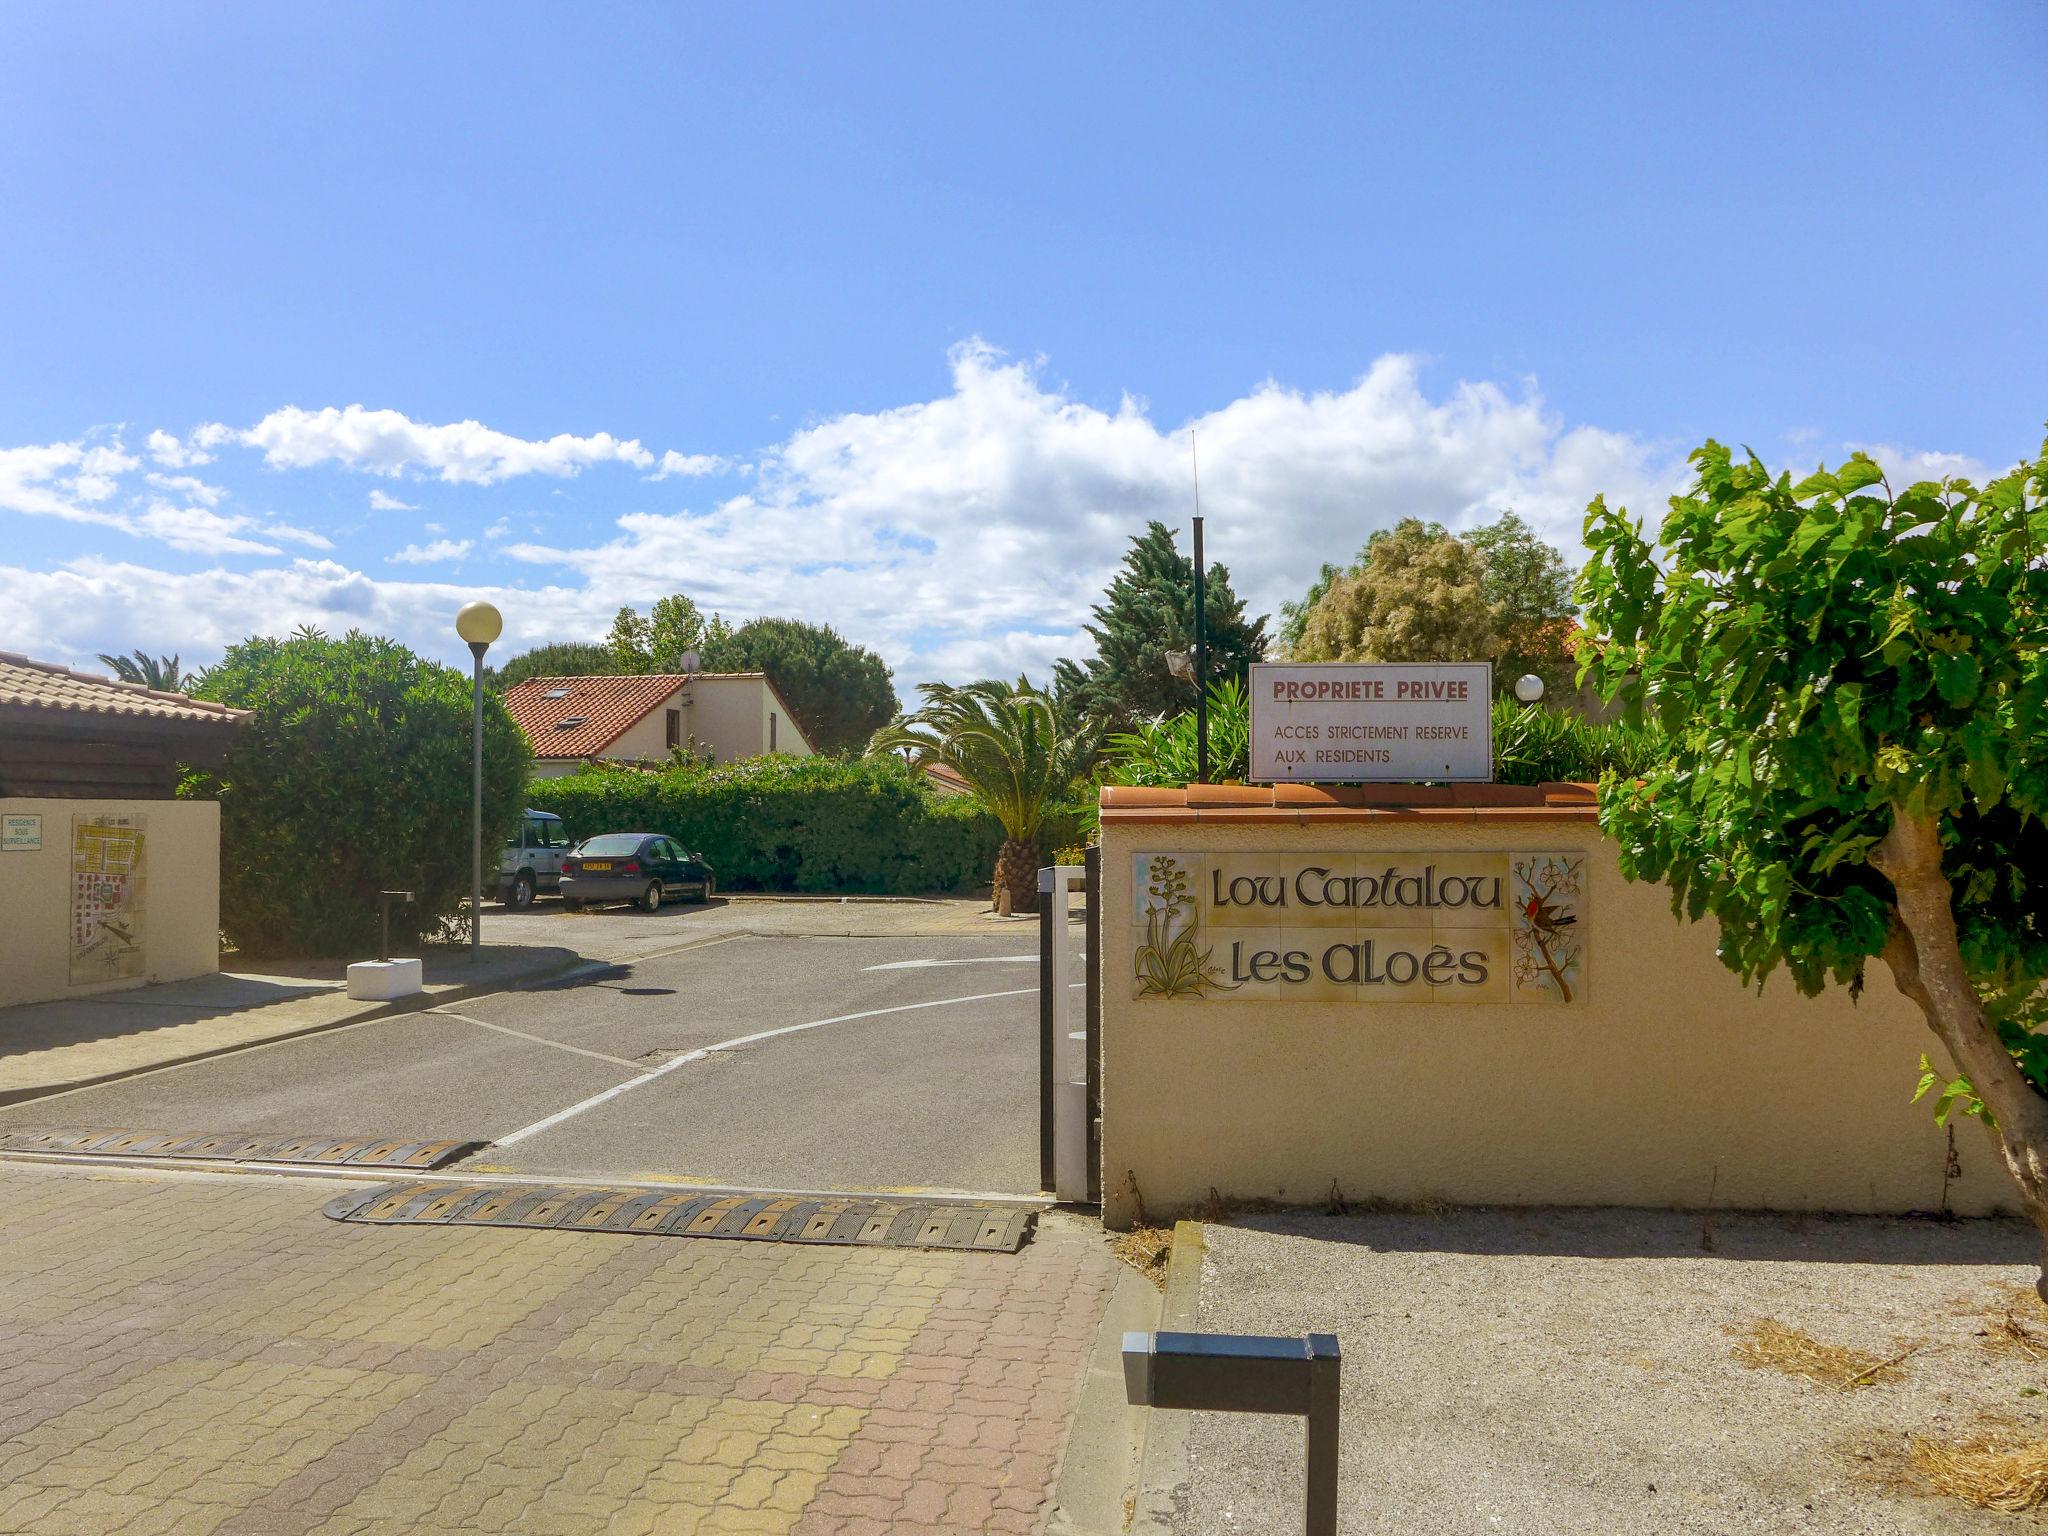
[1513,674,1545,705]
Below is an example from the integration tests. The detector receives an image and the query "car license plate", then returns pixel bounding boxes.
[582,861,612,871]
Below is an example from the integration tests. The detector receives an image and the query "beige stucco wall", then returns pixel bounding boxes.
[0,797,221,1009]
[1100,814,2007,1226]
[601,684,691,765]
[683,679,765,763]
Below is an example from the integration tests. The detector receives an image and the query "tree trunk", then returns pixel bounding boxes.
[992,838,1039,915]
[1871,806,2048,1296]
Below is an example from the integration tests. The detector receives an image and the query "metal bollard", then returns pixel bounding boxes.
[378,890,416,963]
[1123,1331,1339,1535]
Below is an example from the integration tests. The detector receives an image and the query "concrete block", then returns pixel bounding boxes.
[346,958,423,1001]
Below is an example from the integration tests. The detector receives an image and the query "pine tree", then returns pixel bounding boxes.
[1054,521,1269,733]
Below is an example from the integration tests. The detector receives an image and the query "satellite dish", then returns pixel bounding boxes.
[679,650,701,673]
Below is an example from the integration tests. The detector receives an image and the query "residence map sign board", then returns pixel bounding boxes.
[1133,849,1585,1004]
[1250,662,1492,782]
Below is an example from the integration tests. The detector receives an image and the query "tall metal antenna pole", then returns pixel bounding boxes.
[1191,433,1209,785]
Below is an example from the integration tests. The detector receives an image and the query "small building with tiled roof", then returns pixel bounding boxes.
[1,651,249,1007]
[502,672,814,777]
[0,650,248,799]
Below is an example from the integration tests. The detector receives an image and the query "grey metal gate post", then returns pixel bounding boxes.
[1038,867,1057,1194]
[1084,846,1101,1205]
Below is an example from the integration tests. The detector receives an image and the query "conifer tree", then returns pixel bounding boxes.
[1054,521,1269,733]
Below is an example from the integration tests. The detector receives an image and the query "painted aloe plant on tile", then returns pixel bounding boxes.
[1133,854,1235,998]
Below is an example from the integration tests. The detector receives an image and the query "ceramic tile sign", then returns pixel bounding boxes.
[1249,661,1492,782]
[2,813,41,852]
[1133,850,1584,1004]
[70,813,147,986]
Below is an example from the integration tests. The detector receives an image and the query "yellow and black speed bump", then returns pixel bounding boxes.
[0,1128,485,1170]
[323,1181,1039,1252]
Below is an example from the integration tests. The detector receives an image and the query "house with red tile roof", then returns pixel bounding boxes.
[502,672,815,777]
[0,651,250,1007]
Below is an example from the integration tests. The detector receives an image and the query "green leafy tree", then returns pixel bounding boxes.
[648,594,730,670]
[605,606,655,671]
[701,616,896,755]
[1054,521,1269,734]
[1579,438,2048,1283]
[1468,511,1580,694]
[1292,517,1496,664]
[186,628,531,956]
[487,641,613,691]
[97,650,194,692]
[869,679,1086,913]
[1283,512,1579,692]
[1278,561,1345,655]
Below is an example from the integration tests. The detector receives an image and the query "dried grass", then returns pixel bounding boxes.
[1110,1225,1175,1289]
[1727,1318,1917,1390]
[1911,1429,2048,1511]
[1980,1309,2048,1362]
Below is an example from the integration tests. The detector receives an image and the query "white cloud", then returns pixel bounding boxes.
[388,538,473,565]
[130,501,286,556]
[146,428,215,468]
[507,342,1687,687]
[7,345,2004,694]
[1842,442,2006,487]
[145,472,226,507]
[0,441,123,527]
[239,404,656,484]
[0,556,602,674]
[368,488,419,511]
[647,449,731,480]
[123,500,334,557]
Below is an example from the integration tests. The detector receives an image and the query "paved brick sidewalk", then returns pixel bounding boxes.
[0,1163,1115,1534]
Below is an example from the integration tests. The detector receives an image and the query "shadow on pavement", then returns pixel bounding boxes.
[0,944,586,1057]
[1208,1204,2032,1267]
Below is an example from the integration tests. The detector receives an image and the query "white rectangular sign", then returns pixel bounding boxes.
[1249,662,1493,782]
[2,813,41,852]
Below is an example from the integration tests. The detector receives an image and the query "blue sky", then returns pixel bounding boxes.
[3,2,2044,691]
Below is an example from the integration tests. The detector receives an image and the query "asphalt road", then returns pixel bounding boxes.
[0,930,1054,1197]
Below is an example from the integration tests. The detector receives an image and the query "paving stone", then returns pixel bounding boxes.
[0,1162,1114,1532]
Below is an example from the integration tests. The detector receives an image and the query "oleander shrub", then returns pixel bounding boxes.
[528,754,1095,895]
[1490,700,1666,785]
[185,628,532,955]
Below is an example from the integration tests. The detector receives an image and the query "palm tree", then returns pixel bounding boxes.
[96,650,193,692]
[870,678,1085,914]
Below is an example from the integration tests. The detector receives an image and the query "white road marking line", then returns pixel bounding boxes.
[862,955,1037,971]
[492,986,1036,1149]
[428,1009,644,1070]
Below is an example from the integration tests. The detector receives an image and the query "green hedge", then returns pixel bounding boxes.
[527,755,1096,895]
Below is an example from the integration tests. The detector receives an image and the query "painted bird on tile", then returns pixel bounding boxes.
[1521,890,1577,933]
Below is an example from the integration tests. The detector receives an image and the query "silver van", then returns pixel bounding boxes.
[498,809,573,908]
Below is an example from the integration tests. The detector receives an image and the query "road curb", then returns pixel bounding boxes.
[1048,1248,1164,1535]
[0,951,593,1110]
[1127,1220,1206,1535]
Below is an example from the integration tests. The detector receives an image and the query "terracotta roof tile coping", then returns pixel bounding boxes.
[1098,781,1600,826]
[0,651,248,726]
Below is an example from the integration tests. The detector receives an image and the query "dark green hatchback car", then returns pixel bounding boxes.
[558,833,715,912]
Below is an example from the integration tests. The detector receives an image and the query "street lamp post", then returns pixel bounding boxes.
[1192,514,1208,784]
[455,600,503,961]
